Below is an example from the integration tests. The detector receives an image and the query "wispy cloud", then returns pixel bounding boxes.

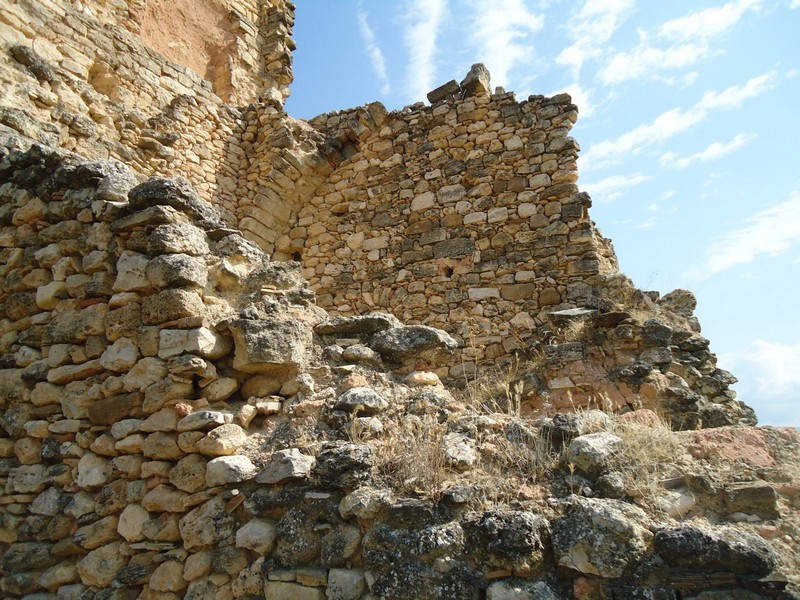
[660,133,756,168]
[557,0,635,74]
[468,0,544,88]
[685,191,800,281]
[403,0,446,101]
[357,10,391,95]
[658,0,763,41]
[746,340,800,398]
[581,71,778,170]
[600,40,712,85]
[698,71,777,109]
[791,0,800,9]
[582,173,649,202]
[600,0,763,84]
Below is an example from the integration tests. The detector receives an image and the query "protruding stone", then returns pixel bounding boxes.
[256,448,315,484]
[206,455,257,486]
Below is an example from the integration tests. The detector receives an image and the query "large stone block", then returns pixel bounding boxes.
[228,317,312,374]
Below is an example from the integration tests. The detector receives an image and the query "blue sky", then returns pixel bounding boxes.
[285,0,800,426]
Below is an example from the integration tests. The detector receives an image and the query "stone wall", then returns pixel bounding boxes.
[291,91,618,379]
[0,146,797,600]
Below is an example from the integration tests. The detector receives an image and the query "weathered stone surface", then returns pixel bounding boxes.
[128,176,221,224]
[339,486,393,520]
[158,327,230,359]
[443,432,477,470]
[334,386,388,416]
[170,453,209,492]
[256,448,315,484]
[235,519,277,554]
[565,432,622,476]
[206,455,257,486]
[487,580,560,600]
[180,497,235,550]
[150,560,188,592]
[77,542,127,587]
[99,336,140,372]
[264,581,325,600]
[466,510,549,571]
[228,317,312,374]
[142,483,187,512]
[148,222,210,256]
[551,497,651,578]
[177,410,227,432]
[196,423,248,456]
[117,504,150,542]
[460,63,491,98]
[326,568,367,600]
[654,525,777,575]
[313,441,374,490]
[370,325,458,363]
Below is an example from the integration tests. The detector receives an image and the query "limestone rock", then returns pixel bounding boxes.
[264,581,325,600]
[313,441,374,490]
[654,525,777,575]
[565,432,622,476]
[256,448,315,484]
[228,317,312,374]
[339,486,393,520]
[443,432,477,470]
[326,568,367,600]
[551,496,651,578]
[334,386,388,416]
[142,483,187,512]
[177,410,228,432]
[76,453,111,488]
[148,222,210,256]
[370,325,458,363]
[128,176,222,225]
[118,504,150,542]
[77,542,127,587]
[99,336,140,372]
[487,580,560,600]
[205,455,257,486]
[150,560,187,592]
[235,519,277,554]
[196,423,248,456]
[460,63,491,98]
[179,497,235,551]
[170,453,209,493]
[315,313,402,335]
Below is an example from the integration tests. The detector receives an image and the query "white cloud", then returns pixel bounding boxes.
[791,0,800,8]
[557,0,635,74]
[600,0,763,85]
[658,0,763,41]
[685,191,800,281]
[403,0,446,101]
[660,133,756,168]
[357,10,391,96]
[582,71,778,170]
[601,39,711,85]
[698,71,777,109]
[746,340,800,396]
[468,0,544,88]
[581,173,649,202]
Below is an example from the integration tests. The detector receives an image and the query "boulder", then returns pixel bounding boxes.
[235,519,277,554]
[313,441,374,490]
[565,431,622,476]
[256,448,315,484]
[206,455,257,486]
[128,176,222,225]
[460,63,491,98]
[654,525,777,575]
[334,386,388,416]
[552,496,651,578]
[228,317,312,374]
[370,325,458,363]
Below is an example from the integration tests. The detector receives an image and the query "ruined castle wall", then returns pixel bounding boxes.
[0,0,297,226]
[289,93,618,378]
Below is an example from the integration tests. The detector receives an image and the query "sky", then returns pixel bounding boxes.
[284,0,800,427]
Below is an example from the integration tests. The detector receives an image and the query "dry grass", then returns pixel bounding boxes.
[352,412,449,501]
[605,413,686,507]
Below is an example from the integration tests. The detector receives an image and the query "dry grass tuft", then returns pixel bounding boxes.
[605,412,686,506]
